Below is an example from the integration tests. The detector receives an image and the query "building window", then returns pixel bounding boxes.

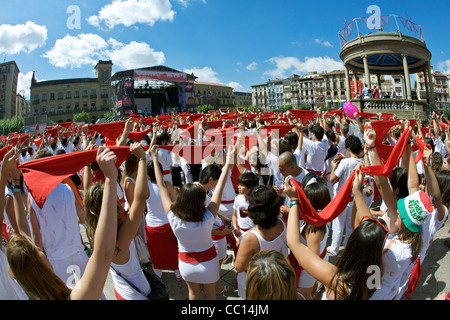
[66,91,71,98]
[83,90,88,97]
[50,93,55,100]
[42,94,47,101]
[41,107,46,114]
[75,90,79,98]
[58,92,63,99]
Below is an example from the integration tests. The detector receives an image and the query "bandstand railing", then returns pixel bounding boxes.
[351,99,437,122]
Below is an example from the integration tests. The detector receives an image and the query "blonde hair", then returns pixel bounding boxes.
[84,181,122,247]
[246,250,298,300]
[6,233,71,300]
[121,154,138,187]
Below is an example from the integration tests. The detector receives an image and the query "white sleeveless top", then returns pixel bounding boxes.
[249,217,288,256]
[110,240,151,300]
[299,221,329,259]
[237,217,288,299]
[145,181,169,227]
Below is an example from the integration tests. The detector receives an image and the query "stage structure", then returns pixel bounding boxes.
[109,66,197,117]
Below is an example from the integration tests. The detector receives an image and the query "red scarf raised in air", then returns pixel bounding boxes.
[158,144,227,165]
[18,147,131,209]
[289,128,410,228]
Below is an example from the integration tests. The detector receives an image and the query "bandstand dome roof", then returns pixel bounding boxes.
[340,31,432,75]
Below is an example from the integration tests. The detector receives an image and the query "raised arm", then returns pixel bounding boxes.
[117,119,134,147]
[150,145,173,215]
[422,146,446,222]
[284,176,337,291]
[70,147,119,300]
[207,146,235,218]
[351,163,372,229]
[115,143,150,256]
[364,123,399,233]
[0,149,18,250]
[404,121,419,194]
[9,154,32,238]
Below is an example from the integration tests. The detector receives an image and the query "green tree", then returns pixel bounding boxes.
[277,105,293,113]
[103,110,116,120]
[73,111,90,123]
[444,108,450,120]
[197,105,215,113]
[0,116,24,135]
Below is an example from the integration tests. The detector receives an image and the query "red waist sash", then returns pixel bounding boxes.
[178,245,217,263]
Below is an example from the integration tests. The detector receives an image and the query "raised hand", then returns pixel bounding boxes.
[96,147,118,181]
[130,142,146,160]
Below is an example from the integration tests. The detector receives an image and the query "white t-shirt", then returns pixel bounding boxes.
[302,137,328,173]
[337,135,349,158]
[434,138,447,159]
[420,204,449,264]
[167,209,215,254]
[29,183,85,260]
[233,194,255,232]
[370,231,414,300]
[334,157,361,192]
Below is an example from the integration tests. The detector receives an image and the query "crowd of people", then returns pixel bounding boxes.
[0,107,449,301]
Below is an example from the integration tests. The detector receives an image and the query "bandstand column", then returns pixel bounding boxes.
[427,62,435,107]
[363,55,372,90]
[423,68,430,102]
[344,64,351,101]
[402,55,412,100]
[353,71,359,98]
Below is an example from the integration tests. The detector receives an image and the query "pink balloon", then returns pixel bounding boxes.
[343,102,359,120]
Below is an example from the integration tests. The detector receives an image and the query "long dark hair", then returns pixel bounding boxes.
[436,170,450,208]
[315,219,387,300]
[170,183,207,222]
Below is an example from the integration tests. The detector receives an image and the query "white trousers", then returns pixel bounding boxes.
[330,201,354,253]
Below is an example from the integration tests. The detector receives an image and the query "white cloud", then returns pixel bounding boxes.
[264,56,344,78]
[184,66,221,83]
[0,21,47,55]
[42,33,108,69]
[175,0,206,7]
[106,39,166,70]
[17,71,41,99]
[43,34,166,70]
[437,60,450,74]
[246,62,258,71]
[314,38,334,48]
[87,0,176,29]
[227,81,245,92]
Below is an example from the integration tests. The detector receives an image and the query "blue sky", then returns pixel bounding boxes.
[1,0,450,99]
